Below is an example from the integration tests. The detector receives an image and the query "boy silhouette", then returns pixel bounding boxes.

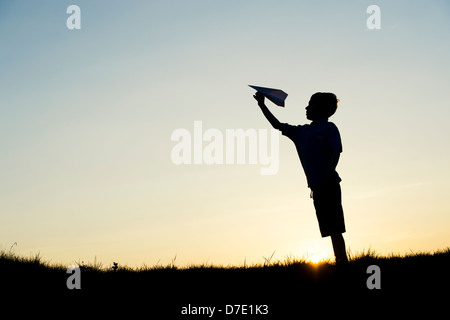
[254,91,348,264]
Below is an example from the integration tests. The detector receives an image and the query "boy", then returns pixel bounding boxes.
[254,91,348,264]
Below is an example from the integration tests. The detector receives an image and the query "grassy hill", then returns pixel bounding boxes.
[1,248,449,318]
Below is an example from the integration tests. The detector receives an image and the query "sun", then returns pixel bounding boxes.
[305,250,329,264]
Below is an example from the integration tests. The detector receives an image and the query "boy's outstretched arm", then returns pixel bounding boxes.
[254,92,281,130]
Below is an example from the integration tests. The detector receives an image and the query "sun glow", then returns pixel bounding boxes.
[305,250,330,264]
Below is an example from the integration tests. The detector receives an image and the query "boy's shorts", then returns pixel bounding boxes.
[310,182,346,237]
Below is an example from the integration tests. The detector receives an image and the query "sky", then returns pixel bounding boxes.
[1,0,449,267]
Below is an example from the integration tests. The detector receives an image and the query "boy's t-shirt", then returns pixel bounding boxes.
[279,118,342,187]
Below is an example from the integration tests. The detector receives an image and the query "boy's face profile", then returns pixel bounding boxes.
[305,92,338,121]
[306,96,326,121]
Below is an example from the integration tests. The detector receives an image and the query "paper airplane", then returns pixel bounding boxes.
[249,85,288,107]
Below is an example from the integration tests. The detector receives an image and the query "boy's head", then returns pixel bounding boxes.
[306,92,339,121]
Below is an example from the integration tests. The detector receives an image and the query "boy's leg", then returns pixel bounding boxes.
[331,233,348,263]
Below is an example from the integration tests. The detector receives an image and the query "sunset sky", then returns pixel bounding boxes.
[1,0,449,267]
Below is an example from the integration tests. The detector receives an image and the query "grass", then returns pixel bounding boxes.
[3,244,446,271]
[1,247,449,317]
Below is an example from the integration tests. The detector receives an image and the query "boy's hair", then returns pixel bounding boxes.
[311,92,339,118]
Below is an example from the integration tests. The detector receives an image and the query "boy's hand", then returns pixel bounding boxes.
[253,91,265,106]
[254,91,281,129]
